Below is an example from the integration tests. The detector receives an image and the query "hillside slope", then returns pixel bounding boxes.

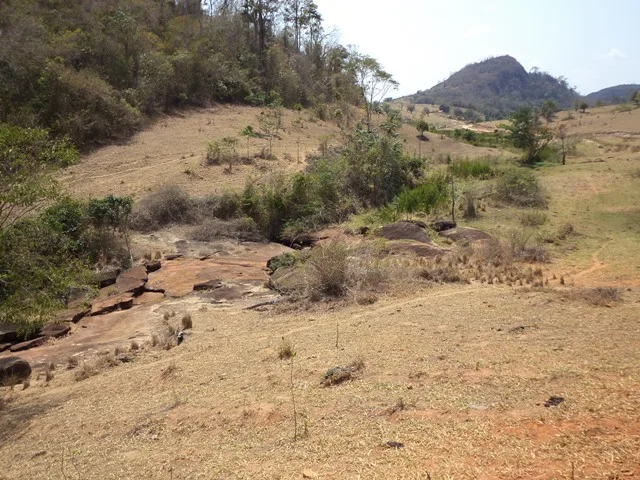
[405,56,578,119]
[584,84,640,105]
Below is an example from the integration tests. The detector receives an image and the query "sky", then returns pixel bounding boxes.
[314,0,640,97]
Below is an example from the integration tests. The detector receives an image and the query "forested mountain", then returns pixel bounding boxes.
[405,56,579,120]
[0,0,363,148]
[584,84,640,105]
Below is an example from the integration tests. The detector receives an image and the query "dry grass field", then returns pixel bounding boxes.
[3,104,640,479]
[58,104,506,200]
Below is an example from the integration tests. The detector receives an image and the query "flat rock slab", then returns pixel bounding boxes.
[439,227,494,243]
[132,292,165,306]
[116,265,148,294]
[148,257,277,297]
[387,241,448,258]
[144,260,162,273]
[10,337,46,352]
[39,323,71,339]
[91,292,135,316]
[56,308,91,324]
[0,343,11,353]
[376,222,433,244]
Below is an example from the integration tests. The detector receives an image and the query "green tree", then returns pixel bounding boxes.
[540,99,558,123]
[348,51,399,130]
[631,91,640,108]
[439,104,450,114]
[416,119,429,140]
[579,102,589,113]
[502,107,552,164]
[0,124,77,229]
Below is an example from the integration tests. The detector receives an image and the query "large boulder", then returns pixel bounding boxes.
[430,220,457,232]
[0,325,18,344]
[94,268,120,288]
[0,357,31,385]
[375,221,433,244]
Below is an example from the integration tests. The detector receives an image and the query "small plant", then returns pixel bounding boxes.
[278,337,295,360]
[130,340,139,351]
[67,356,79,370]
[161,361,177,379]
[519,211,548,227]
[181,314,193,330]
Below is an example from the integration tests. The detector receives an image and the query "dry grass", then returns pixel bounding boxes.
[563,286,622,306]
[181,314,193,330]
[2,285,640,479]
[277,337,295,360]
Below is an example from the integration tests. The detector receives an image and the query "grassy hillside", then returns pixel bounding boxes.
[405,55,579,120]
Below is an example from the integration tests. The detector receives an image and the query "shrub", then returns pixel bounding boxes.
[506,228,549,263]
[394,172,450,215]
[450,159,494,179]
[495,168,547,208]
[130,185,193,232]
[206,137,239,167]
[305,242,351,297]
[519,211,548,227]
[181,314,192,330]
[278,337,295,360]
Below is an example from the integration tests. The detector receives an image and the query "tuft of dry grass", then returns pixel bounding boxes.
[565,286,622,306]
[322,358,365,387]
[181,314,193,330]
[277,337,296,360]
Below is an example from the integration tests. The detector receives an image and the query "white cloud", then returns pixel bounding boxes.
[484,2,498,12]
[603,48,626,59]
[463,24,490,39]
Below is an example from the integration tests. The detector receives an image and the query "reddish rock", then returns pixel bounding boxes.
[39,323,71,339]
[193,279,223,291]
[56,308,91,323]
[145,260,162,273]
[94,268,120,288]
[132,292,165,306]
[10,337,46,352]
[91,293,135,316]
[116,265,148,294]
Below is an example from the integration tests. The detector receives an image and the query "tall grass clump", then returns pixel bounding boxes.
[450,159,494,179]
[130,185,193,231]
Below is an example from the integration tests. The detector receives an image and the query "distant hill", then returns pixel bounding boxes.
[404,56,579,120]
[583,84,640,106]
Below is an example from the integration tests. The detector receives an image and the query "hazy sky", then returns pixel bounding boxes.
[315,0,640,97]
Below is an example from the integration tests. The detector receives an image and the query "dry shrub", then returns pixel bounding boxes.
[519,210,548,227]
[506,228,549,263]
[181,314,193,330]
[418,264,466,283]
[189,217,263,242]
[356,293,379,305]
[568,287,621,306]
[67,356,79,370]
[130,185,193,232]
[556,223,575,240]
[130,340,140,351]
[303,241,390,300]
[278,337,295,360]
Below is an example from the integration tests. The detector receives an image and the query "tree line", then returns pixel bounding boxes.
[0,0,381,149]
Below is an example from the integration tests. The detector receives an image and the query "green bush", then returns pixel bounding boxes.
[495,168,547,208]
[189,217,263,243]
[394,172,450,215]
[450,159,494,179]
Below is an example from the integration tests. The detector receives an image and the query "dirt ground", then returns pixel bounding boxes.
[1,284,639,479]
